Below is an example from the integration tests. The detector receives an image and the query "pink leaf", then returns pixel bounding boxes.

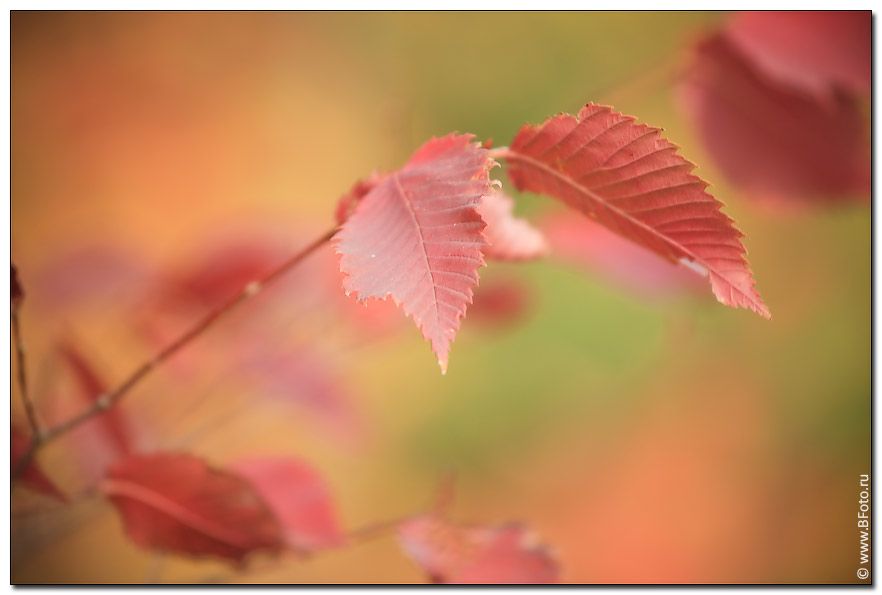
[677,33,869,204]
[102,452,284,564]
[724,11,870,100]
[503,103,770,318]
[12,427,66,502]
[398,514,559,584]
[335,134,496,373]
[231,456,344,552]
[542,212,706,296]
[477,191,548,261]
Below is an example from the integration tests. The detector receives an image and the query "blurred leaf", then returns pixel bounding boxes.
[165,241,285,309]
[541,211,706,297]
[468,276,533,330]
[398,514,558,584]
[236,341,363,445]
[231,456,344,552]
[677,33,869,204]
[102,452,284,564]
[724,11,870,100]
[477,190,548,262]
[33,244,151,309]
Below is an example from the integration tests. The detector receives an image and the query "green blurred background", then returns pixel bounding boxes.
[11,12,870,583]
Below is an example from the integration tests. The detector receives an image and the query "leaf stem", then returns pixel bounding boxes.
[12,227,339,480]
[487,147,512,161]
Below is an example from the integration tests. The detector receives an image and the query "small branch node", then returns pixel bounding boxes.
[244,281,262,297]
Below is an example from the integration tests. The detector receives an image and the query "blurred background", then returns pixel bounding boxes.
[11,11,870,584]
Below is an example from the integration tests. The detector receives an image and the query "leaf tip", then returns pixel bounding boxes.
[756,301,772,320]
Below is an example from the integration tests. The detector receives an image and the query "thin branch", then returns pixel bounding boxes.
[12,227,338,479]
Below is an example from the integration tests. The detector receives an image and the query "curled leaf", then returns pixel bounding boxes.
[398,514,559,584]
[477,190,548,261]
[503,103,769,318]
[231,456,344,552]
[102,452,284,564]
[335,134,496,373]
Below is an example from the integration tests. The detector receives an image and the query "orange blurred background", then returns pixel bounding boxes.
[11,12,870,584]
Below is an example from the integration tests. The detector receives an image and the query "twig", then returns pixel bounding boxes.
[12,227,338,479]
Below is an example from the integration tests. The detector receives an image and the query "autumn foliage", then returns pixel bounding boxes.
[10,11,870,585]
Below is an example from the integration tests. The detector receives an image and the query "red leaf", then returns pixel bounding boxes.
[678,33,869,204]
[102,452,284,564]
[542,212,706,297]
[231,456,344,552]
[398,515,559,584]
[58,342,132,456]
[724,11,870,100]
[335,134,496,373]
[503,103,770,319]
[12,427,66,502]
[477,191,548,261]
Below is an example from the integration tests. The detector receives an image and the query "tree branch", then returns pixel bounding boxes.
[12,227,338,479]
